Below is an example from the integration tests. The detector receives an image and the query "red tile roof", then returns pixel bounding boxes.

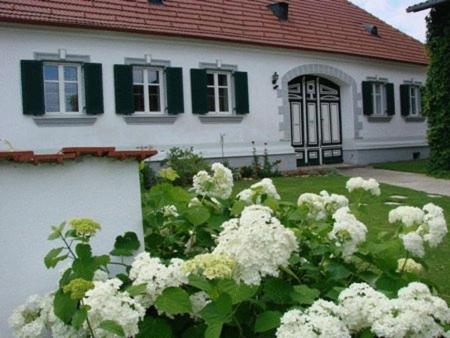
[0,0,428,65]
[0,147,157,164]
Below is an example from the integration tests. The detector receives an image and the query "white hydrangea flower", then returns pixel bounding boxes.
[162,205,179,218]
[397,258,423,274]
[298,190,348,221]
[328,207,368,259]
[9,295,47,338]
[192,163,233,200]
[236,178,280,204]
[421,203,447,247]
[346,177,381,196]
[338,282,389,332]
[129,252,187,307]
[400,232,425,258]
[93,269,109,282]
[83,278,145,338]
[213,205,298,285]
[389,206,425,227]
[372,283,450,338]
[276,301,351,338]
[189,291,211,319]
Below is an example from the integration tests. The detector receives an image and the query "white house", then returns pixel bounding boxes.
[0,0,428,170]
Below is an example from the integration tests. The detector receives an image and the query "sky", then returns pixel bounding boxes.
[349,0,429,42]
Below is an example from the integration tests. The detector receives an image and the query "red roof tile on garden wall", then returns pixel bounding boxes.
[0,147,157,165]
[0,0,428,65]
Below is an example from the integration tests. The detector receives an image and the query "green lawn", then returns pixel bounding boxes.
[234,174,450,302]
[373,159,450,179]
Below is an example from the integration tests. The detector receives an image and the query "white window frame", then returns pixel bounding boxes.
[207,71,233,115]
[132,66,165,114]
[43,62,83,115]
[409,86,421,116]
[372,82,387,116]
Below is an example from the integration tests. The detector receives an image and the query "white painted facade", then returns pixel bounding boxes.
[0,158,144,336]
[0,24,428,167]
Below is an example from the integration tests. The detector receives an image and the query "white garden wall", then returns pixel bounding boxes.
[0,158,144,337]
[0,24,427,163]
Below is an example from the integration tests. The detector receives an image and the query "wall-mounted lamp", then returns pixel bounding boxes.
[272,72,279,89]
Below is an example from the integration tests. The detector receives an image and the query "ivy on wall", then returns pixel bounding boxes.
[424,2,450,175]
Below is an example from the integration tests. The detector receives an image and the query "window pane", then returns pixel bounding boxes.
[148,85,160,112]
[375,94,382,115]
[44,82,60,112]
[65,83,79,112]
[207,87,215,112]
[64,66,78,81]
[219,87,229,112]
[207,73,214,86]
[218,74,228,86]
[133,68,144,84]
[133,85,144,111]
[374,84,381,95]
[148,70,159,84]
[411,92,417,115]
[44,65,58,81]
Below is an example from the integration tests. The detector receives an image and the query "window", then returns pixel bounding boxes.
[132,67,164,113]
[207,71,232,114]
[43,63,82,114]
[409,86,421,116]
[372,83,387,116]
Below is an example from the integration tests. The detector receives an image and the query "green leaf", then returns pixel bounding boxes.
[72,244,109,280]
[75,243,92,259]
[360,328,376,338]
[53,289,78,325]
[291,285,320,305]
[263,277,293,304]
[72,306,88,330]
[200,294,233,338]
[327,262,352,281]
[376,273,407,297]
[325,286,345,302]
[98,320,125,337]
[186,206,210,226]
[216,279,258,304]
[137,317,173,338]
[230,201,246,216]
[254,311,282,333]
[188,275,214,294]
[126,283,147,297]
[44,247,68,269]
[155,287,192,316]
[110,232,141,257]
[182,325,206,338]
[48,222,66,240]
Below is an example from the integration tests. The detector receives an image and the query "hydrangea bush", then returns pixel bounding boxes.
[11,163,450,338]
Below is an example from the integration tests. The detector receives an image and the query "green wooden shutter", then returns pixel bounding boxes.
[386,83,395,116]
[362,81,373,116]
[420,86,425,114]
[114,65,134,115]
[190,69,208,115]
[166,67,184,115]
[400,84,410,116]
[21,60,45,116]
[83,63,104,115]
[234,71,249,115]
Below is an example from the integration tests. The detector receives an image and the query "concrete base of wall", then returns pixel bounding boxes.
[343,146,430,165]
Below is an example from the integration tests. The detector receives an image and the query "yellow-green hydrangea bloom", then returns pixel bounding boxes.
[63,278,95,300]
[69,218,101,238]
[183,253,236,280]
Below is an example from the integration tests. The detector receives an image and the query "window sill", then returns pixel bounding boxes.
[123,114,178,125]
[367,116,393,122]
[33,115,97,126]
[199,115,245,124]
[404,116,426,122]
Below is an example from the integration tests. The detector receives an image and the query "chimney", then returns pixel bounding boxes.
[267,2,289,21]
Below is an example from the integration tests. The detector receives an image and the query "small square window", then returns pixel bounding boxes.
[207,71,232,114]
[132,66,164,114]
[43,63,82,114]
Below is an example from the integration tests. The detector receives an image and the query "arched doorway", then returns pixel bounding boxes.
[288,75,343,166]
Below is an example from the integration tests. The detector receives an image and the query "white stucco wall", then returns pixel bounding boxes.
[0,158,144,337]
[0,24,427,160]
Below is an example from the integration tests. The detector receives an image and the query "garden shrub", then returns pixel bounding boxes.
[161,147,209,186]
[424,3,450,175]
[11,164,450,338]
